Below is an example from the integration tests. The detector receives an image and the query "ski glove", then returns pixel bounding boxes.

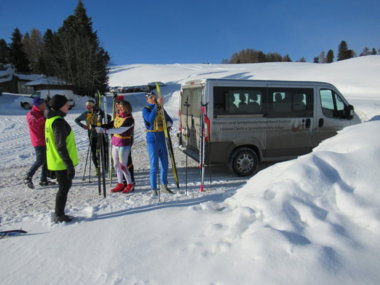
[67,166,75,180]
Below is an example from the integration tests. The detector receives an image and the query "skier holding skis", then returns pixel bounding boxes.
[143,91,174,196]
[24,97,56,189]
[45,95,78,223]
[97,99,135,193]
[74,99,106,174]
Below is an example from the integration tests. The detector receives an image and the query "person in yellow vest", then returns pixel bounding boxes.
[45,95,78,223]
[96,98,135,193]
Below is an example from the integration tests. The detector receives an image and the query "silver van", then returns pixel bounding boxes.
[177,78,360,176]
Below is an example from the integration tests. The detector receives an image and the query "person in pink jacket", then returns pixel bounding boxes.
[24,97,55,189]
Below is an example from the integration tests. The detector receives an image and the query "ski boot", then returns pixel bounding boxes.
[122,184,135,194]
[24,177,34,189]
[51,214,75,223]
[160,184,174,194]
[110,183,125,193]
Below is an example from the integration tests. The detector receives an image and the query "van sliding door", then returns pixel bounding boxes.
[265,88,314,158]
[212,86,267,164]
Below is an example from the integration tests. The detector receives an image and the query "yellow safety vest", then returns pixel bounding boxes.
[45,116,79,171]
[86,112,99,127]
[145,106,164,132]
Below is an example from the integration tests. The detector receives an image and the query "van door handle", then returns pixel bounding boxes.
[305,119,311,128]
[319,118,324,127]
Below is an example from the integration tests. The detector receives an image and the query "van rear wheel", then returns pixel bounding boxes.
[230,147,258,177]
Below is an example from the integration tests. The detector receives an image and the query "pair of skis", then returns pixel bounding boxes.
[0,229,27,239]
[155,83,179,188]
[95,91,107,198]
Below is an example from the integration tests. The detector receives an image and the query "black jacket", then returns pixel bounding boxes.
[46,108,74,170]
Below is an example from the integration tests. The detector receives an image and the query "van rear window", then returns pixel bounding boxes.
[181,87,202,117]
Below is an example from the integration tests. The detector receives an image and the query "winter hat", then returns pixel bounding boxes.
[85,99,95,107]
[115,95,125,103]
[33,97,45,106]
[145,91,156,99]
[49,95,68,110]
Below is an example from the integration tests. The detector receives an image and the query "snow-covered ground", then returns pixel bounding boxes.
[0,56,379,284]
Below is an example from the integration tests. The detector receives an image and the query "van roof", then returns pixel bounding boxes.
[183,78,336,88]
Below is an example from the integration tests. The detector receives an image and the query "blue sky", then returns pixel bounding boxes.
[0,0,379,65]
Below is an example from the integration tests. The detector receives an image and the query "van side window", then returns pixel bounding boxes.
[320,89,346,118]
[267,88,313,118]
[214,87,265,116]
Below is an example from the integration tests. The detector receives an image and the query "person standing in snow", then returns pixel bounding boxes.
[115,97,135,186]
[45,95,78,223]
[97,98,135,193]
[74,99,105,174]
[24,97,56,189]
[143,91,174,196]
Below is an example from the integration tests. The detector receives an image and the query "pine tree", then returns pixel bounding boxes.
[326,49,334,63]
[338,40,355,61]
[359,47,377,56]
[39,29,60,76]
[54,0,109,96]
[338,41,348,61]
[22,29,44,73]
[282,55,292,62]
[9,28,31,73]
[0,39,10,63]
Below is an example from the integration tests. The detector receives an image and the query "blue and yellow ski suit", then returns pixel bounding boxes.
[143,103,173,190]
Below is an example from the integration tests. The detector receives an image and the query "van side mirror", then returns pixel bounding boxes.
[345,105,354,119]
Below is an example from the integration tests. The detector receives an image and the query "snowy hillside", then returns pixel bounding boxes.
[0,56,380,285]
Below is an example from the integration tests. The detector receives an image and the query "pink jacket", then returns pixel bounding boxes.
[27,106,46,147]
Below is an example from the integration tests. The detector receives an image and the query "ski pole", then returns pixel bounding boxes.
[82,140,91,181]
[184,99,190,194]
[99,133,107,198]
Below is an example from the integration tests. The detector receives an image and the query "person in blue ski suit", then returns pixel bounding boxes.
[143,91,174,195]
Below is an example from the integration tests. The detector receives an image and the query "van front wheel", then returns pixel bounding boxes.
[230,147,258,177]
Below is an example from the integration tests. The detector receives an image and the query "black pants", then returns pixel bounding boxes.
[90,136,98,169]
[26,146,47,182]
[55,170,72,216]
